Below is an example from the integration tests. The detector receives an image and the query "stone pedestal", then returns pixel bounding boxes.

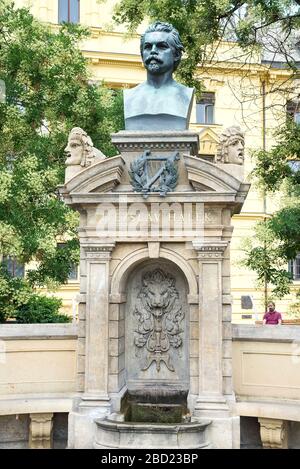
[59,130,249,449]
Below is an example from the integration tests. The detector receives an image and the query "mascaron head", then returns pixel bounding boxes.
[64,127,95,167]
[216,126,245,165]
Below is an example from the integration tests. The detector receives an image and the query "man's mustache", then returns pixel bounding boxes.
[145,56,163,65]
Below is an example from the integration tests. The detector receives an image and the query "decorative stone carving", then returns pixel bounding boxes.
[133,268,184,372]
[216,126,245,165]
[29,413,53,449]
[258,418,288,449]
[129,150,179,197]
[65,127,106,167]
[64,127,106,181]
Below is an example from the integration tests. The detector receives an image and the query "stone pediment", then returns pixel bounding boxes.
[198,128,219,156]
[62,156,125,194]
[184,154,242,192]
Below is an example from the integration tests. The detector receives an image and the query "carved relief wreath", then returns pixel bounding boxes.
[133,268,184,372]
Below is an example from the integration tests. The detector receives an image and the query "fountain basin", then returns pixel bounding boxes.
[94,417,211,449]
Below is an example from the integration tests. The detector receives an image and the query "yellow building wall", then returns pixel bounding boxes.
[13,0,299,322]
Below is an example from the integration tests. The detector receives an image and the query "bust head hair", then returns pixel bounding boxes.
[140,21,184,71]
[66,127,95,167]
[216,126,245,164]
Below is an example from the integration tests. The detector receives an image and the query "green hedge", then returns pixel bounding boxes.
[14,295,70,324]
[0,267,70,323]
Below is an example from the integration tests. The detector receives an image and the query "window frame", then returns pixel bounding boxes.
[58,0,80,24]
[1,255,25,278]
[288,254,300,281]
[196,92,215,125]
[57,243,79,282]
[286,99,300,124]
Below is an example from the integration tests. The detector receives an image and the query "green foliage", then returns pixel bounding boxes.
[244,118,300,296]
[252,120,300,192]
[286,291,300,319]
[0,265,32,321]
[14,294,70,324]
[0,266,69,323]
[0,2,123,293]
[241,221,292,298]
[112,0,300,95]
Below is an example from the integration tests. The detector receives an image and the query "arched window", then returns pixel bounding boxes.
[58,0,80,24]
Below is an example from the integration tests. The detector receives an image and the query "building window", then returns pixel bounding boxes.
[196,92,215,124]
[57,243,79,281]
[288,255,300,280]
[58,0,80,24]
[287,99,300,124]
[2,256,25,278]
[68,264,79,281]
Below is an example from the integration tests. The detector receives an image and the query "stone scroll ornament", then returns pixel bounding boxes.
[133,269,184,372]
[129,150,180,198]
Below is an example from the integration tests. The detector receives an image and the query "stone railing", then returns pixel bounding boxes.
[232,324,300,448]
[0,323,78,448]
[0,323,78,415]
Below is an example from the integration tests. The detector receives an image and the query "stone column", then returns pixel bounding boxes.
[192,241,230,417]
[29,413,53,449]
[258,418,288,449]
[80,243,115,408]
[68,243,115,448]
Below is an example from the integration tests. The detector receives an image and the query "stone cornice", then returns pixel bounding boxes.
[111,131,199,155]
[83,244,116,258]
[193,241,228,259]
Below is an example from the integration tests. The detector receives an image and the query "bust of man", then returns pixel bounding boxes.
[124,22,194,131]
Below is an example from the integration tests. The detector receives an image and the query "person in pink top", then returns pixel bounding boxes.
[263,302,282,325]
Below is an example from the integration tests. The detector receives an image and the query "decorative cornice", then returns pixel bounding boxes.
[193,241,228,259]
[83,244,116,258]
[111,131,199,155]
[116,141,195,151]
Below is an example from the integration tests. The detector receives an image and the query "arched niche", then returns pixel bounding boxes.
[110,247,198,299]
[125,258,190,393]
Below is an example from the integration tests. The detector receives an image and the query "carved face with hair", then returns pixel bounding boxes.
[216,126,245,165]
[64,127,95,167]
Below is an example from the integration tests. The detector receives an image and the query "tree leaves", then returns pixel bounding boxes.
[113,0,300,96]
[0,2,123,290]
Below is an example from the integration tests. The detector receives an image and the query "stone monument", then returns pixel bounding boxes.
[59,22,250,449]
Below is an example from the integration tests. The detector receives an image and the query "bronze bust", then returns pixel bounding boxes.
[124,22,194,131]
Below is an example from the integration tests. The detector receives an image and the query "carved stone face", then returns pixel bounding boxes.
[226,137,244,165]
[64,135,83,166]
[142,31,175,75]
